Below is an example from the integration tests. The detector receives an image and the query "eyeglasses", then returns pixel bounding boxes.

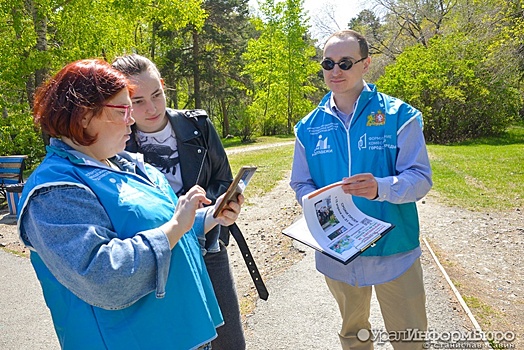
[320,57,368,71]
[104,104,133,124]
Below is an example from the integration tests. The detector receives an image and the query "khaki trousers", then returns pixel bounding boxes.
[325,258,427,350]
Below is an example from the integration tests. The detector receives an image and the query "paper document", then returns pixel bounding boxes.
[283,181,394,264]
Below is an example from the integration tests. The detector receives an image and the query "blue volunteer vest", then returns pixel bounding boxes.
[18,145,222,350]
[295,85,421,256]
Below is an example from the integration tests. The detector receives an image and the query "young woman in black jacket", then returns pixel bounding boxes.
[113,54,245,350]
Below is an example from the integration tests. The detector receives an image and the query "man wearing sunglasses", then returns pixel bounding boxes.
[290,30,432,350]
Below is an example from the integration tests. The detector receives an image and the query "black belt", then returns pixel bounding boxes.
[229,223,269,300]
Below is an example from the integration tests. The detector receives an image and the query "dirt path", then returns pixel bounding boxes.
[1,143,521,348]
[417,192,523,347]
[223,167,523,348]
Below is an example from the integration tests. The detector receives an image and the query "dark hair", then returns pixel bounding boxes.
[111,54,161,78]
[33,59,132,146]
[324,30,369,58]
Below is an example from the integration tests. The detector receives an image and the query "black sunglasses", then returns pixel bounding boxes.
[320,57,367,71]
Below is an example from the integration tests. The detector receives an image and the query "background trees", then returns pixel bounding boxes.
[0,0,523,165]
[358,0,523,143]
[0,0,206,165]
[243,0,317,138]
[377,33,521,143]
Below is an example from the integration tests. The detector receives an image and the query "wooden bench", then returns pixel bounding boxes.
[0,155,28,202]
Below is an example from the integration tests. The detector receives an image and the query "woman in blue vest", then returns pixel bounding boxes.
[17,59,243,350]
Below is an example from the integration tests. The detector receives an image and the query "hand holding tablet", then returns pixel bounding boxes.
[213,166,257,218]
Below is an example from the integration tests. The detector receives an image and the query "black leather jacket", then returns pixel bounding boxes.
[126,108,233,249]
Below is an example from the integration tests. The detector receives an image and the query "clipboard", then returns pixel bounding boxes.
[283,216,394,265]
[213,166,257,218]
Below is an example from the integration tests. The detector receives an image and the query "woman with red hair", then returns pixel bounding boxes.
[18,59,243,350]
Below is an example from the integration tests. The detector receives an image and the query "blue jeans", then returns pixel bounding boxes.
[204,242,246,350]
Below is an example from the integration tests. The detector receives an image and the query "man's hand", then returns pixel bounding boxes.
[341,173,378,200]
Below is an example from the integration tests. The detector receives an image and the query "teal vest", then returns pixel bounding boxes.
[295,86,421,256]
[18,146,222,350]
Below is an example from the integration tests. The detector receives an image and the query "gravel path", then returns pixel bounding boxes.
[243,238,478,349]
[0,141,521,348]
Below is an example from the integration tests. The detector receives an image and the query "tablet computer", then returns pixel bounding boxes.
[213,165,257,218]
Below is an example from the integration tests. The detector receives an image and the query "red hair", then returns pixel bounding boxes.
[33,59,134,145]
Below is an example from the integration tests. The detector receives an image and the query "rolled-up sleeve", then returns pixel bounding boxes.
[20,186,172,310]
[192,206,212,254]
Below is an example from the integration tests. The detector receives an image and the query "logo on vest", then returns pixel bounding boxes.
[358,134,367,150]
[117,181,145,202]
[363,134,396,151]
[313,135,333,156]
[366,110,386,126]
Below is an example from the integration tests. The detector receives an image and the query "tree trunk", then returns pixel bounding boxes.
[150,21,159,60]
[27,1,50,145]
[192,30,202,109]
[220,98,229,137]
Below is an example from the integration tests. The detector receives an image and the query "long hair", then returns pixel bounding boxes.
[112,54,161,78]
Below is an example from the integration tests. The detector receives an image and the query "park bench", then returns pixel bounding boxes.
[0,155,27,204]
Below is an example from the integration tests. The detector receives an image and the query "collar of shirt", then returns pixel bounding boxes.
[329,81,371,127]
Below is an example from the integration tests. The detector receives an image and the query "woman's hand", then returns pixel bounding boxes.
[161,185,211,248]
[212,193,244,227]
[202,192,245,234]
[175,185,212,229]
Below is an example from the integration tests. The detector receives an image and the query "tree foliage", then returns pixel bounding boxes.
[1,0,524,164]
[143,0,254,138]
[0,0,205,162]
[191,0,253,137]
[489,0,524,88]
[377,33,521,143]
[0,113,44,169]
[243,0,317,138]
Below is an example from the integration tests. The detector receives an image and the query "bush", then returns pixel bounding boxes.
[0,112,45,169]
[376,33,522,144]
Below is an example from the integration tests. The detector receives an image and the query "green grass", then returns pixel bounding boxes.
[462,295,499,325]
[222,134,295,149]
[428,124,524,211]
[223,126,524,212]
[227,143,295,200]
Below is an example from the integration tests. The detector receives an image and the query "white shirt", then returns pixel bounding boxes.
[136,123,184,195]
